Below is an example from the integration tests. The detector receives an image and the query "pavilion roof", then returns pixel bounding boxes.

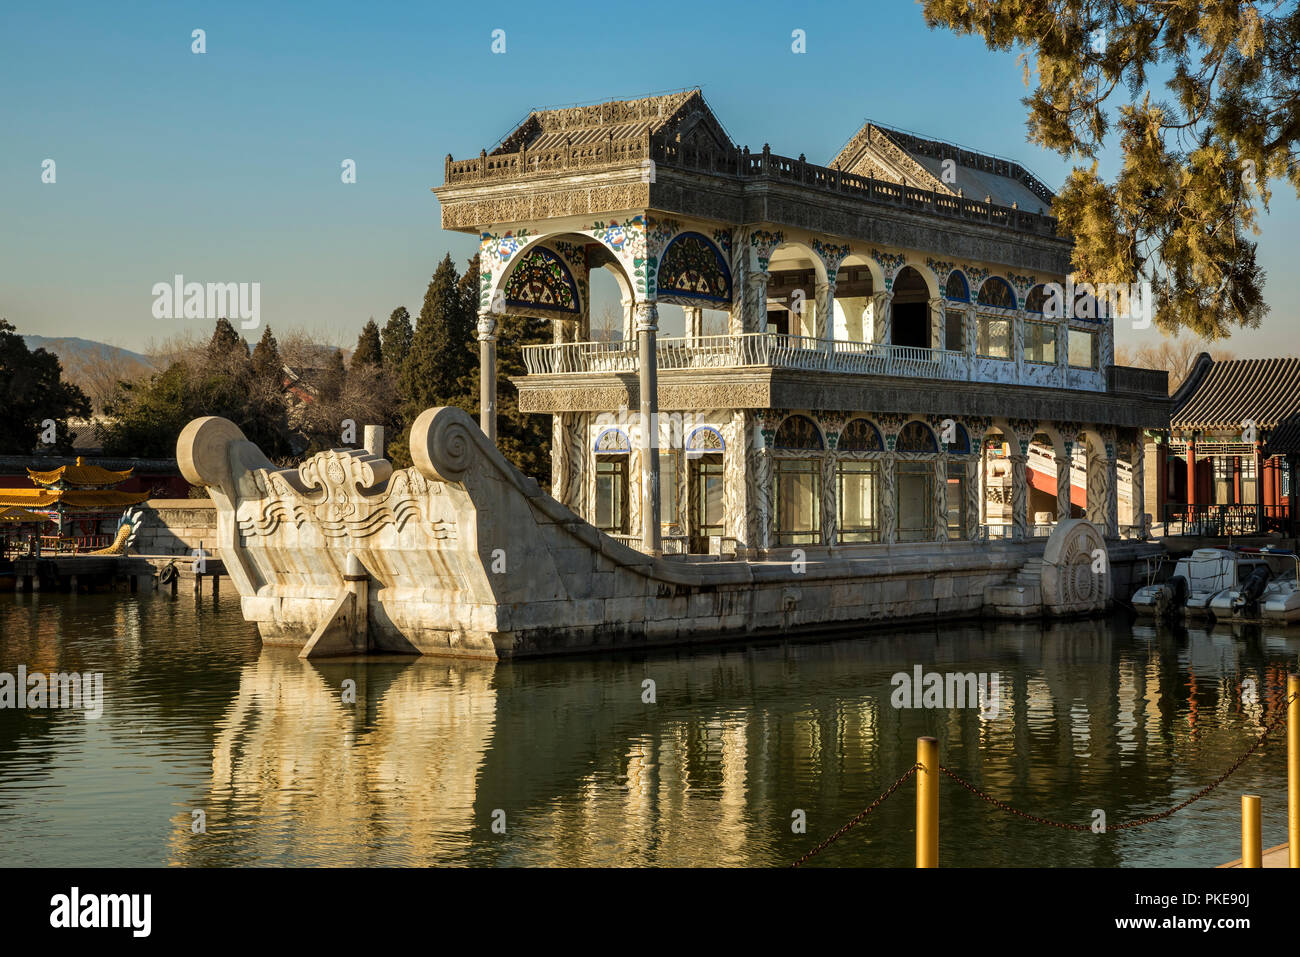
[1267,411,1300,456]
[0,488,149,509]
[1172,356,1300,432]
[491,89,734,155]
[0,506,54,524]
[28,456,133,488]
[830,122,1056,213]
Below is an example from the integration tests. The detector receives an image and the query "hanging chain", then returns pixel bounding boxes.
[791,764,920,867]
[793,689,1298,862]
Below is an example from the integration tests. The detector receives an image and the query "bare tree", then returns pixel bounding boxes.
[1115,339,1235,394]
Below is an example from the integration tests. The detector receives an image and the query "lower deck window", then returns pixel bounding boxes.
[594,456,629,534]
[896,461,935,542]
[946,462,966,539]
[838,460,881,542]
[775,458,821,545]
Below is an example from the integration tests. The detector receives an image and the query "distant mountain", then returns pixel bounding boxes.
[23,335,150,367]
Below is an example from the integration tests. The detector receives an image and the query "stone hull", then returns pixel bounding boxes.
[176,408,1158,661]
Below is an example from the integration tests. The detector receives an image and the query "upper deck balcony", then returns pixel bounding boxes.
[521,333,1161,393]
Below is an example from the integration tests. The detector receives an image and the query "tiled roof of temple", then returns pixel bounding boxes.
[831,123,1056,213]
[1172,356,1300,431]
[1267,411,1300,456]
[28,457,134,488]
[0,488,149,509]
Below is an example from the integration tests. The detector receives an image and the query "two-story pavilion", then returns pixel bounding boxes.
[434,90,1170,557]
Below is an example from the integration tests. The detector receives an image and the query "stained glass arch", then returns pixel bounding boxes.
[656,232,732,305]
[944,271,970,302]
[838,418,883,452]
[594,428,631,452]
[774,415,823,450]
[686,426,725,452]
[504,246,581,314]
[896,421,938,453]
[976,277,1016,310]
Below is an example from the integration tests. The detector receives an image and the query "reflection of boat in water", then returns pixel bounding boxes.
[1132,548,1265,621]
[1209,548,1300,625]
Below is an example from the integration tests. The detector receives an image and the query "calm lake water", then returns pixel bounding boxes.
[0,588,1296,867]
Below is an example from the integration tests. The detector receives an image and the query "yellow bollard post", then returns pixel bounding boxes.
[916,736,938,868]
[1289,674,1299,868]
[1242,795,1262,868]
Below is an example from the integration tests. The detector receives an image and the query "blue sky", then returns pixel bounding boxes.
[2,0,1296,357]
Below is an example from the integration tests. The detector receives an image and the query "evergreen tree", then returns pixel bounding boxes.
[319,348,346,404]
[400,255,475,418]
[251,325,282,382]
[457,256,551,486]
[921,0,1281,337]
[351,318,383,371]
[380,307,413,373]
[0,318,91,453]
[207,318,249,363]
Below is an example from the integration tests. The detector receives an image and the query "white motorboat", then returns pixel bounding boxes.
[1132,548,1270,621]
[1208,548,1300,624]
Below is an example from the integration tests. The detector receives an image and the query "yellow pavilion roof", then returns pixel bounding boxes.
[27,456,134,488]
[0,488,148,509]
[0,507,54,524]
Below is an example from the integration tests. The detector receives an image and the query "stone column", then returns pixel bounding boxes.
[551,413,585,512]
[1009,446,1028,540]
[477,312,497,443]
[882,456,898,544]
[928,296,945,351]
[966,303,978,374]
[724,411,751,552]
[1103,449,1119,537]
[815,278,835,345]
[933,455,948,541]
[1055,443,1073,522]
[821,450,837,546]
[754,420,774,551]
[1130,438,1146,535]
[1013,306,1026,382]
[745,272,769,335]
[870,291,893,344]
[636,302,662,555]
[964,456,981,540]
[683,306,703,344]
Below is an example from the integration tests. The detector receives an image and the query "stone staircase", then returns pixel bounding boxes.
[983,557,1045,617]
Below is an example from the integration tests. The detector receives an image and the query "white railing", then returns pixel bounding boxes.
[524,339,638,375]
[524,334,969,381]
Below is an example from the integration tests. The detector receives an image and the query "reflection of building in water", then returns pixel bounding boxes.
[171,650,496,866]
[156,618,1297,866]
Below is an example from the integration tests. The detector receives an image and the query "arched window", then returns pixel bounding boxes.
[945,425,970,540]
[656,232,732,305]
[944,271,969,302]
[895,421,937,542]
[774,415,823,450]
[686,426,725,453]
[976,277,1016,310]
[504,246,581,314]
[773,415,822,545]
[837,418,882,542]
[896,421,938,453]
[593,429,630,534]
[1025,284,1048,314]
[838,418,882,452]
[593,428,631,452]
[975,277,1015,361]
